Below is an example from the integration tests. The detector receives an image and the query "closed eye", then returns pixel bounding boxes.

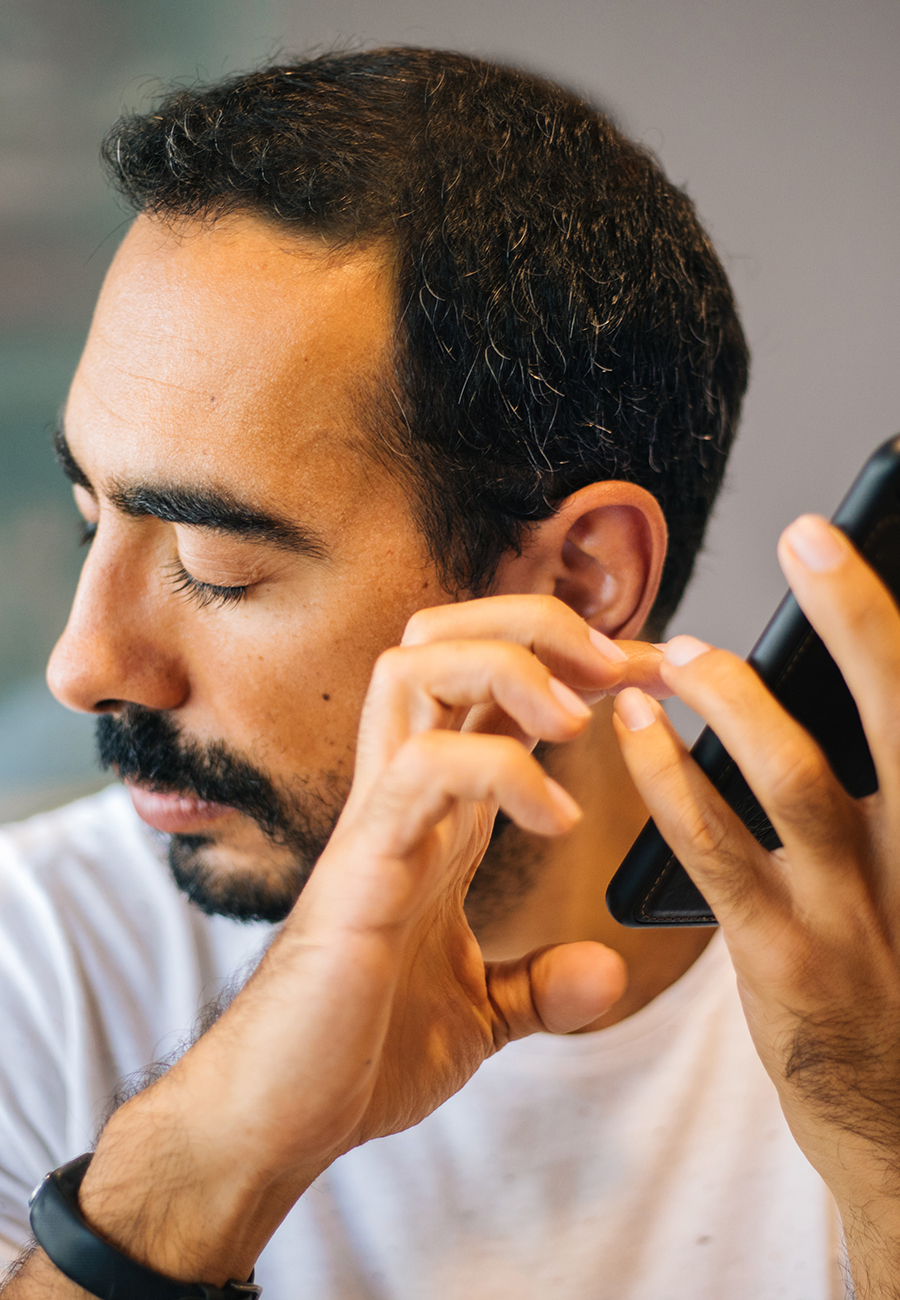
[167,561,248,610]
[76,509,252,609]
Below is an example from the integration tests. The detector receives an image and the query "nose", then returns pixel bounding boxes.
[47,527,189,715]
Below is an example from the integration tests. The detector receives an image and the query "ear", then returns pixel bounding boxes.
[491,482,668,640]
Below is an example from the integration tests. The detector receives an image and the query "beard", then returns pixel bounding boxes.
[96,707,546,932]
[96,707,347,924]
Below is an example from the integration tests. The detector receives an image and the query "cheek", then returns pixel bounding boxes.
[179,575,436,774]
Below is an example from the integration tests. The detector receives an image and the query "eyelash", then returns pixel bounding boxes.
[78,525,247,610]
[167,562,248,610]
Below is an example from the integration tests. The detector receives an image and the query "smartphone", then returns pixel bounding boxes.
[606,434,900,928]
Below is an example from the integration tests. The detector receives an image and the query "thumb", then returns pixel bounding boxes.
[485,941,627,1047]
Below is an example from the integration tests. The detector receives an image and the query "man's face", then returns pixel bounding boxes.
[48,213,451,921]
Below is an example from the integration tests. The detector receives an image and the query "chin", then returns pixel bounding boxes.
[166,832,313,924]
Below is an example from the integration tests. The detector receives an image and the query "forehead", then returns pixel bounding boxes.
[66,213,398,504]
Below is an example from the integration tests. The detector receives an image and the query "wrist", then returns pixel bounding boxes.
[815,1146,900,1298]
[79,1090,330,1287]
[30,1154,261,1300]
[837,1196,900,1300]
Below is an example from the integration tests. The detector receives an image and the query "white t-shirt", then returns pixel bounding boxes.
[0,786,847,1298]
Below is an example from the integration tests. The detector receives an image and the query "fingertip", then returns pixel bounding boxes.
[662,635,711,668]
[781,514,846,574]
[547,676,593,720]
[588,626,628,663]
[544,777,583,828]
[613,687,657,732]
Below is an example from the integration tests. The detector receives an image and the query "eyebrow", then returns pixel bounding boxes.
[54,425,328,560]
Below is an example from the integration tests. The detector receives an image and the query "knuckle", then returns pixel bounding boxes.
[533,593,579,634]
[531,593,564,619]
[371,644,411,685]
[387,733,448,794]
[678,800,733,869]
[838,578,900,658]
[765,743,831,808]
[677,804,758,916]
[490,641,537,676]
[842,585,885,636]
[485,734,530,771]
[398,729,446,768]
[401,606,441,646]
[702,647,747,686]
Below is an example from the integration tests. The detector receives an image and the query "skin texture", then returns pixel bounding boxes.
[49,217,435,892]
[7,212,701,1291]
[10,212,900,1297]
[46,212,704,989]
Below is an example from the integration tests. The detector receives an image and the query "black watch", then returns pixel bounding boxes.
[29,1154,262,1300]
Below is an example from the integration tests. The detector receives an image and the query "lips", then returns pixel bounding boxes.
[126,784,234,834]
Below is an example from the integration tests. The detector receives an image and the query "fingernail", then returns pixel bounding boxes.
[545,777,582,824]
[548,677,593,718]
[587,627,628,662]
[664,635,710,667]
[784,514,845,572]
[615,687,656,731]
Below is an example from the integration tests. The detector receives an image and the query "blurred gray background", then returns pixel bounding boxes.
[1,0,898,819]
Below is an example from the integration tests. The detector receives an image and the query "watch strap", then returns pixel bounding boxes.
[29,1154,261,1300]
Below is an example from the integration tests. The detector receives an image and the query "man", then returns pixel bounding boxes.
[1,46,899,1299]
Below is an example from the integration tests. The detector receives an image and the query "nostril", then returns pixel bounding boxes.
[94,700,124,713]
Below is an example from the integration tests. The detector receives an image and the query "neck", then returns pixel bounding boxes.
[476,699,714,1029]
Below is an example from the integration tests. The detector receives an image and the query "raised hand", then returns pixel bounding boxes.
[614,515,900,1297]
[66,596,661,1290]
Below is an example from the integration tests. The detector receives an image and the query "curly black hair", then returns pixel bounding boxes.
[102,47,749,631]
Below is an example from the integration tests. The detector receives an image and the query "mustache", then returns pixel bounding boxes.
[96,707,288,841]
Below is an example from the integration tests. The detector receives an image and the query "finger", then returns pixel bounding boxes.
[601,641,671,701]
[657,639,866,902]
[356,729,582,862]
[486,941,627,1046]
[778,514,900,803]
[401,594,628,691]
[613,688,776,927]
[354,639,594,782]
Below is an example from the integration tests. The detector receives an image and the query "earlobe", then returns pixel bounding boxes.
[492,482,668,639]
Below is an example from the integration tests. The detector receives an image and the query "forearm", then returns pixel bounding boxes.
[0,601,632,1298]
[0,1088,330,1298]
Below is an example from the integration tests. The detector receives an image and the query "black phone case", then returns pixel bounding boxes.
[606,434,900,928]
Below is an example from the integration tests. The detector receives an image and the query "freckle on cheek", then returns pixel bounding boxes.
[322,693,330,701]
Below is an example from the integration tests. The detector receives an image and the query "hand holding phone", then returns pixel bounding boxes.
[606,434,900,927]
[606,433,900,1294]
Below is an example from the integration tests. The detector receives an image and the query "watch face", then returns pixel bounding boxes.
[28,1178,44,1206]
